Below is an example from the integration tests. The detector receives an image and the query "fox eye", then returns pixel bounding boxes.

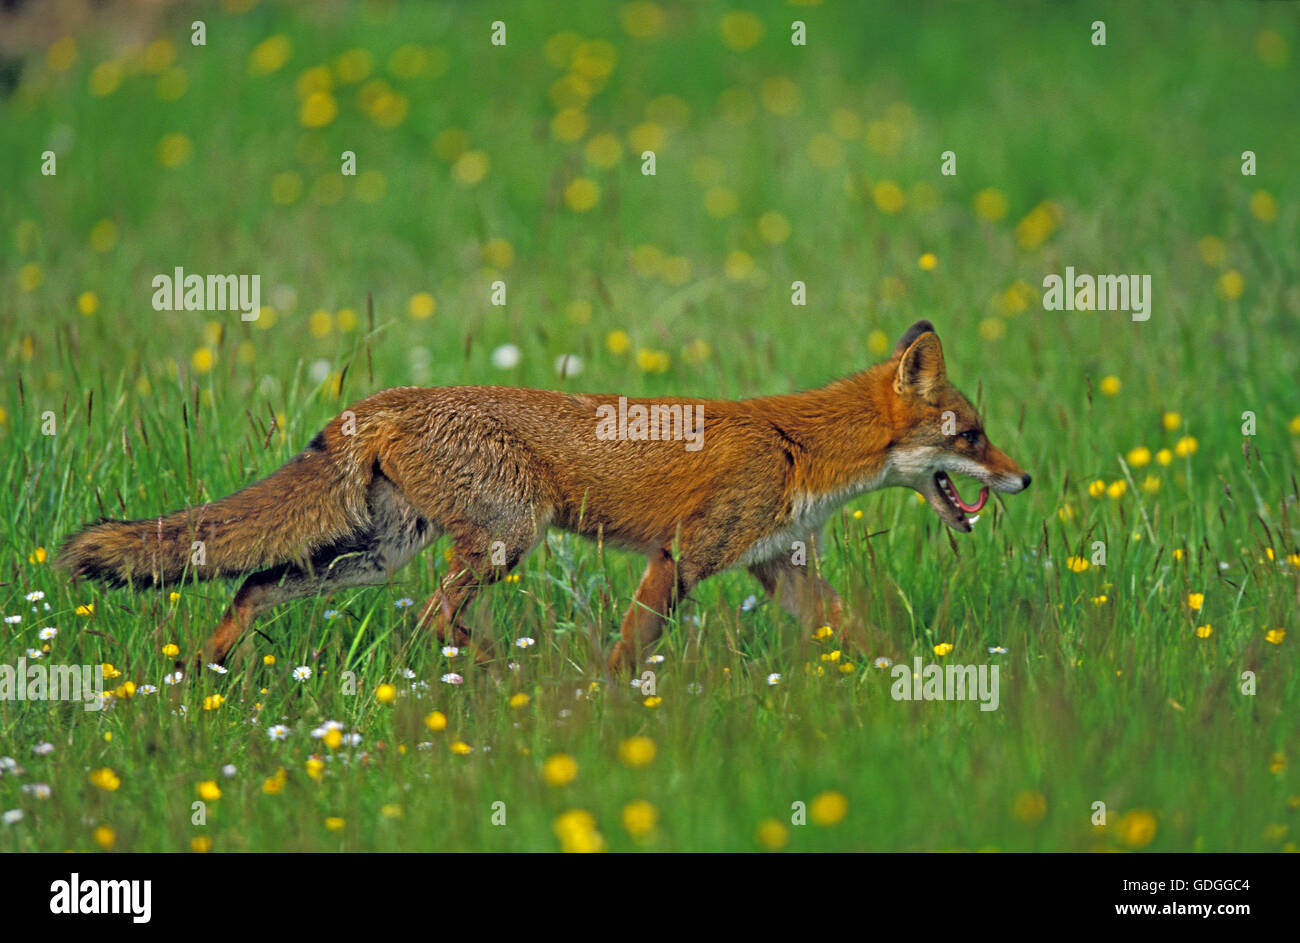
[960,430,981,445]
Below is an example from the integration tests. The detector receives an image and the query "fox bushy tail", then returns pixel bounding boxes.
[58,433,372,587]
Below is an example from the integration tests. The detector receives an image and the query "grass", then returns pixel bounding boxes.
[1,0,1297,852]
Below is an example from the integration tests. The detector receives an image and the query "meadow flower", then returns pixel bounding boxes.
[1187,592,1204,611]
[89,767,121,791]
[645,654,665,664]
[203,694,225,711]
[509,692,530,708]
[137,684,158,695]
[4,615,20,624]
[375,684,397,704]
[1174,436,1198,458]
[1012,790,1048,824]
[32,742,53,756]
[491,344,521,369]
[1106,480,1127,499]
[441,646,460,657]
[394,597,414,608]
[1126,446,1151,467]
[450,741,472,755]
[622,799,658,837]
[424,711,447,731]
[643,696,662,708]
[756,817,789,850]
[1265,629,1285,645]
[101,663,121,680]
[164,671,183,685]
[873,657,893,669]
[22,783,51,800]
[25,591,44,602]
[1092,595,1108,605]
[813,625,834,641]
[1088,480,1106,497]
[207,663,228,674]
[440,672,464,685]
[1099,375,1121,396]
[619,736,656,768]
[221,764,237,778]
[934,643,954,656]
[543,753,579,787]
[989,646,1009,654]
[1116,809,1157,848]
[1195,625,1213,638]
[197,781,221,801]
[342,733,362,747]
[323,609,340,620]
[1066,556,1090,573]
[2,810,23,826]
[766,673,782,685]
[514,637,536,648]
[809,791,848,826]
[293,666,312,681]
[268,725,289,741]
[161,643,179,657]
[687,682,703,694]
[26,649,43,659]
[740,595,759,612]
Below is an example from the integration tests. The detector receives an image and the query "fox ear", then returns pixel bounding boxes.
[891,319,937,358]
[893,329,946,400]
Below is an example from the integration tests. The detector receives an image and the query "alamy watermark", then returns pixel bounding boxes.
[151,267,260,321]
[891,657,1000,711]
[595,396,704,452]
[0,658,105,711]
[1042,267,1150,321]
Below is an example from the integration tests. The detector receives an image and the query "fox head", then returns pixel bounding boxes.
[882,320,1031,532]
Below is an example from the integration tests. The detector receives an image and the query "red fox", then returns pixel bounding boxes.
[58,320,1030,671]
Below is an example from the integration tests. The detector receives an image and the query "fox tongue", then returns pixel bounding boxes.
[950,478,990,513]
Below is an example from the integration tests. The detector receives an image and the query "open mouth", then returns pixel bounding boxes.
[935,471,989,516]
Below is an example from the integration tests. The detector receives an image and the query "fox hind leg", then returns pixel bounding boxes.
[609,550,696,674]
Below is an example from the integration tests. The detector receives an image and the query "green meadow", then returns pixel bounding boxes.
[1,0,1297,852]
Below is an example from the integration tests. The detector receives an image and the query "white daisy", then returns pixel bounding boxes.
[394,598,414,608]
[4,615,21,624]
[440,673,464,685]
[292,666,312,681]
[988,646,1008,655]
[491,343,521,369]
[645,654,665,664]
[32,742,53,756]
[766,673,782,685]
[164,671,184,685]
[207,663,228,674]
[22,783,51,800]
[514,637,535,648]
[342,733,362,747]
[221,764,237,778]
[2,810,22,825]
[25,591,45,602]
[267,725,289,741]
[399,668,417,679]
[873,657,893,669]
[554,353,583,378]
[687,682,703,694]
[323,609,341,620]
[441,646,460,657]
[25,649,43,659]
[137,684,158,695]
[38,627,57,641]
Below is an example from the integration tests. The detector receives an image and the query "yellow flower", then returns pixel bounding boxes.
[263,654,276,666]
[90,767,121,792]
[933,642,954,656]
[813,625,834,641]
[564,177,600,212]
[1156,448,1173,466]
[324,816,346,831]
[1106,480,1127,499]
[756,817,788,850]
[481,238,515,269]
[305,757,325,780]
[918,252,937,271]
[1099,375,1121,396]
[1012,790,1047,824]
[584,132,622,168]
[375,683,397,705]
[29,547,47,564]
[1066,556,1090,573]
[871,180,905,214]
[757,211,791,244]
[263,768,287,794]
[249,35,291,76]
[809,791,848,826]
[621,799,658,837]
[18,262,42,292]
[542,754,579,786]
[93,825,116,850]
[1088,480,1106,497]
[1265,628,1285,645]
[203,693,225,711]
[551,107,588,142]
[408,292,436,320]
[161,643,180,657]
[1174,436,1198,458]
[450,741,472,755]
[1269,753,1286,774]
[642,696,663,708]
[157,132,193,168]
[821,650,841,663]
[1248,190,1277,223]
[89,218,118,253]
[197,781,221,801]
[100,662,120,679]
[452,150,490,186]
[1092,595,1108,605]
[1142,475,1161,494]
[618,736,656,768]
[972,187,1009,222]
[380,803,403,819]
[1014,200,1061,250]
[1116,809,1157,848]
[1216,270,1245,300]
[509,692,530,708]
[635,348,671,373]
[720,11,763,50]
[323,728,342,750]
[1194,624,1213,639]
[1126,446,1151,467]
[605,329,631,355]
[1289,416,1300,435]
[620,1,666,38]
[553,809,605,853]
[191,835,213,853]
[1187,592,1204,611]
[191,347,214,373]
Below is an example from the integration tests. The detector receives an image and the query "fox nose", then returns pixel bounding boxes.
[1021,473,1032,489]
